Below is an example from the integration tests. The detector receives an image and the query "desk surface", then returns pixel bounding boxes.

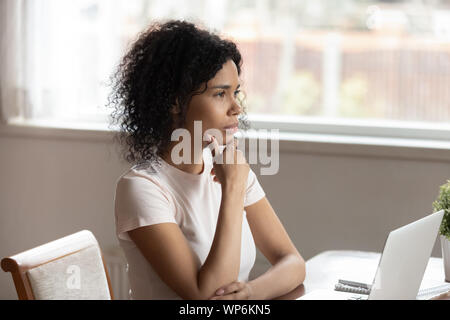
[275,250,449,300]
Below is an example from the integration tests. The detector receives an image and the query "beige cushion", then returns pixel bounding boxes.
[26,245,110,300]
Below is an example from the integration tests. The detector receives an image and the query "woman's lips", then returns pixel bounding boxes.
[223,125,238,134]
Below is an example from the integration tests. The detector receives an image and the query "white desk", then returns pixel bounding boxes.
[275,250,449,300]
[303,250,449,299]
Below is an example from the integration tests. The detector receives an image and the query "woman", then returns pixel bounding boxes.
[110,19,305,300]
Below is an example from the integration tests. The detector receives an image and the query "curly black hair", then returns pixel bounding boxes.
[108,19,250,167]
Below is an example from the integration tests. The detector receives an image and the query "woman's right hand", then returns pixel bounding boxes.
[207,135,249,190]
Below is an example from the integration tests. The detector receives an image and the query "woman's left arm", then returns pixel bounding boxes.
[210,196,306,300]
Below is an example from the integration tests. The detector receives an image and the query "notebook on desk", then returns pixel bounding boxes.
[298,210,446,300]
[333,279,450,300]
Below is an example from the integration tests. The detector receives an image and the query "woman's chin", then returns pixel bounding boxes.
[224,134,235,145]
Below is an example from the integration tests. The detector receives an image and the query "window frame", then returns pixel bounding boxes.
[2,115,450,165]
[246,114,450,142]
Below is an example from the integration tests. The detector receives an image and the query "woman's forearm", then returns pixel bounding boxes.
[197,184,246,298]
[248,254,306,300]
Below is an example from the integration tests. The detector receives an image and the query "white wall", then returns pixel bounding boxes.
[1,126,449,299]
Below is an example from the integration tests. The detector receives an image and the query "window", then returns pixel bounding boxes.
[2,0,450,138]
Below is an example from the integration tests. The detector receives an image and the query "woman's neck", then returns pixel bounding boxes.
[161,143,205,175]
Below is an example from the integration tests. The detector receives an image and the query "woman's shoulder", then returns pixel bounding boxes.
[115,160,167,193]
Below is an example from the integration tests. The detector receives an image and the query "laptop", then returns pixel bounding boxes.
[298,209,445,300]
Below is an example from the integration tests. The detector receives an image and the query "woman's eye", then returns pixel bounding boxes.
[215,90,241,98]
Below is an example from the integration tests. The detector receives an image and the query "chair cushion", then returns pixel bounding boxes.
[26,245,111,300]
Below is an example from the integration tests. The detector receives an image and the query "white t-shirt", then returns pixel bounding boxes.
[114,147,266,300]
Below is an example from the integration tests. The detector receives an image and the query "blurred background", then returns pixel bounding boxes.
[3,0,450,124]
[1,0,450,299]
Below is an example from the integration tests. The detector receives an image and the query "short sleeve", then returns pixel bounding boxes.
[244,167,266,208]
[114,174,177,241]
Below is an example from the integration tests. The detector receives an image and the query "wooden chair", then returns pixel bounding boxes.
[1,230,114,300]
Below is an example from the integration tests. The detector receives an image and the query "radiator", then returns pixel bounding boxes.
[103,246,131,300]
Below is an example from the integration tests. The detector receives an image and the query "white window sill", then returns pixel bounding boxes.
[1,118,450,162]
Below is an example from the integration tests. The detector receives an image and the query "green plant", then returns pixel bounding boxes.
[432,180,450,240]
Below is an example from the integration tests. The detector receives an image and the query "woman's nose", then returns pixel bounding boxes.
[229,100,242,115]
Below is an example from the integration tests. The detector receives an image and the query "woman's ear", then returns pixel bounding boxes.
[170,99,181,115]
[170,106,180,115]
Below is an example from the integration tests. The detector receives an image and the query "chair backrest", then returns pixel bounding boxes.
[1,230,114,300]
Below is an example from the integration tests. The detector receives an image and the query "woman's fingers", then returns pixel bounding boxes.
[206,135,220,158]
[222,137,239,163]
[208,135,244,184]
[218,281,245,295]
